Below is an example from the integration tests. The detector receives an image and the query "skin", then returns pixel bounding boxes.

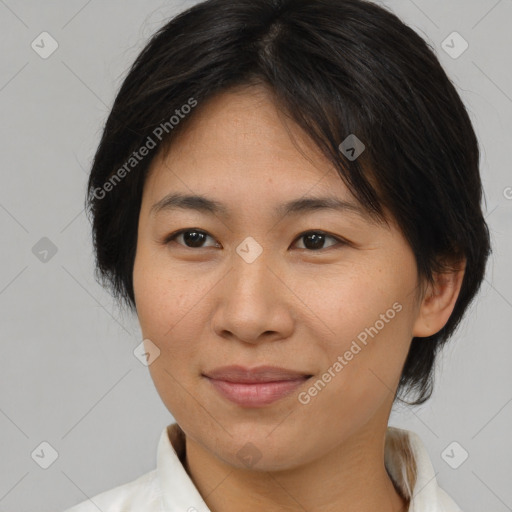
[132,84,465,512]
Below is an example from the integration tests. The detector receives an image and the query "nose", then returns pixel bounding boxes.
[210,248,294,344]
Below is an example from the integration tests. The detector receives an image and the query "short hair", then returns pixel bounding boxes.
[86,0,491,405]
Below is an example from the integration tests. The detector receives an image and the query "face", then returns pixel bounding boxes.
[133,85,426,471]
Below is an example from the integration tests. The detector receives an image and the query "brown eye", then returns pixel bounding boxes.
[163,229,347,252]
[165,229,219,248]
[294,231,345,251]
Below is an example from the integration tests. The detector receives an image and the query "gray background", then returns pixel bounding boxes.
[0,1,511,511]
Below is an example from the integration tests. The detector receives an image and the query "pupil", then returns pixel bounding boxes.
[184,231,205,247]
[305,233,324,250]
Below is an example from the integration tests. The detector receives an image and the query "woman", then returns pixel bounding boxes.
[64,0,491,510]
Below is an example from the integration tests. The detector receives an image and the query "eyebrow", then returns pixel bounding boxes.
[150,192,372,221]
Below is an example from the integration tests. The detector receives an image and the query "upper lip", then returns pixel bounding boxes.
[202,365,312,383]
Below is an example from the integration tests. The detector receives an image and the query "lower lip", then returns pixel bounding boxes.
[205,377,310,407]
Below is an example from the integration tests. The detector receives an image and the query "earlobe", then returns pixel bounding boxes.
[412,260,466,338]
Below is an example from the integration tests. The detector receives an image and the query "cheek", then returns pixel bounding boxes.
[299,265,414,403]
[297,305,412,443]
[133,253,206,415]
[133,247,218,381]
[133,245,197,337]
[301,266,400,344]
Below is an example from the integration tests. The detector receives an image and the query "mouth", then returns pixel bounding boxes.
[202,365,313,383]
[202,365,313,407]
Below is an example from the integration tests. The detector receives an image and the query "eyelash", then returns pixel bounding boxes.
[162,229,349,252]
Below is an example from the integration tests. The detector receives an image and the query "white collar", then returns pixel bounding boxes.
[156,423,461,511]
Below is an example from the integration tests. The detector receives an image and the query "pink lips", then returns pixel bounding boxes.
[202,365,312,407]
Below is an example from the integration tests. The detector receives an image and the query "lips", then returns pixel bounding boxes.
[202,365,313,407]
[202,365,313,383]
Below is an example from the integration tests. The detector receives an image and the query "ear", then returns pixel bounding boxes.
[412,258,466,338]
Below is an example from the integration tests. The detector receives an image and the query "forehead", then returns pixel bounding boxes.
[152,85,327,179]
[143,86,385,227]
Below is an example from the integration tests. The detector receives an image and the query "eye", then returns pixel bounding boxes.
[163,229,347,251]
[164,229,219,249]
[293,231,346,251]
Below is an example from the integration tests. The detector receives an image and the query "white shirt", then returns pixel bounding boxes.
[63,423,462,512]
